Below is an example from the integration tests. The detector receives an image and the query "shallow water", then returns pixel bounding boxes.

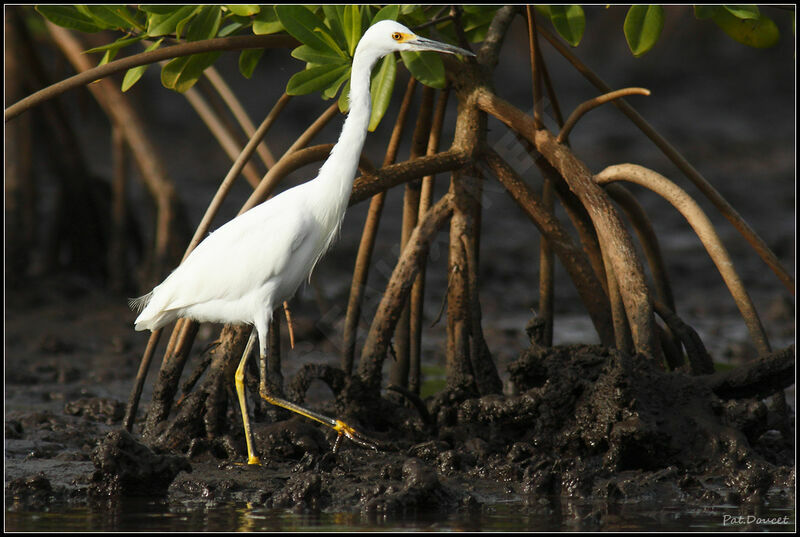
[6,493,796,532]
[6,6,795,534]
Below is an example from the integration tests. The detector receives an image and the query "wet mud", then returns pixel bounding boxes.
[6,290,794,529]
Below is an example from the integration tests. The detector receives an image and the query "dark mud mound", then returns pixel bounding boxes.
[425,343,794,504]
[166,342,792,518]
[89,429,191,497]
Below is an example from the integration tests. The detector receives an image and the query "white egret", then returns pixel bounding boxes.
[131,20,474,465]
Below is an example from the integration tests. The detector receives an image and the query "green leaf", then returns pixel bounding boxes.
[238,48,264,79]
[462,5,501,43]
[342,5,362,56]
[35,5,107,32]
[322,5,346,46]
[275,5,339,55]
[291,44,349,65]
[711,8,780,48]
[186,5,221,41]
[624,5,664,57]
[371,4,399,24]
[226,5,260,17]
[723,5,760,20]
[98,49,115,67]
[219,21,246,37]
[252,7,283,35]
[82,5,140,31]
[161,51,221,93]
[368,54,396,131]
[534,5,551,18]
[84,35,146,54]
[693,6,716,20]
[322,66,352,99]
[122,38,164,92]
[147,5,199,37]
[338,78,351,113]
[139,5,186,15]
[400,50,446,89]
[316,30,349,59]
[548,5,585,47]
[286,63,351,95]
[175,7,203,40]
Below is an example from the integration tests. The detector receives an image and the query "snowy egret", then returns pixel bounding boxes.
[130,20,474,465]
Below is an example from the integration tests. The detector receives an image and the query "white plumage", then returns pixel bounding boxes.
[131,20,473,464]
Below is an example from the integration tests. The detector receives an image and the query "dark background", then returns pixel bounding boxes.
[6,4,795,402]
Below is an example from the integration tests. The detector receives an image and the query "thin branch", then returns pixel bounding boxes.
[43,22,185,283]
[186,93,291,256]
[204,66,277,169]
[410,87,450,392]
[182,84,264,188]
[349,149,472,206]
[5,33,298,122]
[558,87,651,143]
[392,85,435,391]
[477,5,519,69]
[342,78,418,375]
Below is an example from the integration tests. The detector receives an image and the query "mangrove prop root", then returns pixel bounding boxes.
[596,164,771,357]
[702,345,794,400]
[287,364,347,406]
[358,193,455,390]
[653,301,714,375]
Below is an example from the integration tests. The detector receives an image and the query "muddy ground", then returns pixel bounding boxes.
[5,7,796,531]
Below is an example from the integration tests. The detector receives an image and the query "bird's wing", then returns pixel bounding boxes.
[146,189,316,313]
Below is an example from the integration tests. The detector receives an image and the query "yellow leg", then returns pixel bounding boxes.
[235,329,262,465]
[257,373,380,452]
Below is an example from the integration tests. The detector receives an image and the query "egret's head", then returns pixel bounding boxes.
[357,20,474,60]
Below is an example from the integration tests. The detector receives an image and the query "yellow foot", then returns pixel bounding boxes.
[247,455,262,466]
[332,419,381,452]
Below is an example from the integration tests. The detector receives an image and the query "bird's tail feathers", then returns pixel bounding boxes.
[128,292,153,313]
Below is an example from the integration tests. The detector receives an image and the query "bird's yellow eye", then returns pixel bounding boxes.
[392,32,402,41]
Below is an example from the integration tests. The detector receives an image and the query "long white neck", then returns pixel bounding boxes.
[312,45,381,228]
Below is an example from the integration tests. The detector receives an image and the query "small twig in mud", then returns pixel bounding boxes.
[430,266,457,329]
[282,301,295,349]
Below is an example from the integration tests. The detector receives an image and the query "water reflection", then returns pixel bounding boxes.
[6,495,795,532]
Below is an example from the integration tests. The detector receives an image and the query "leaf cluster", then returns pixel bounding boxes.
[536,4,783,56]
[34,4,495,130]
[33,5,788,129]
